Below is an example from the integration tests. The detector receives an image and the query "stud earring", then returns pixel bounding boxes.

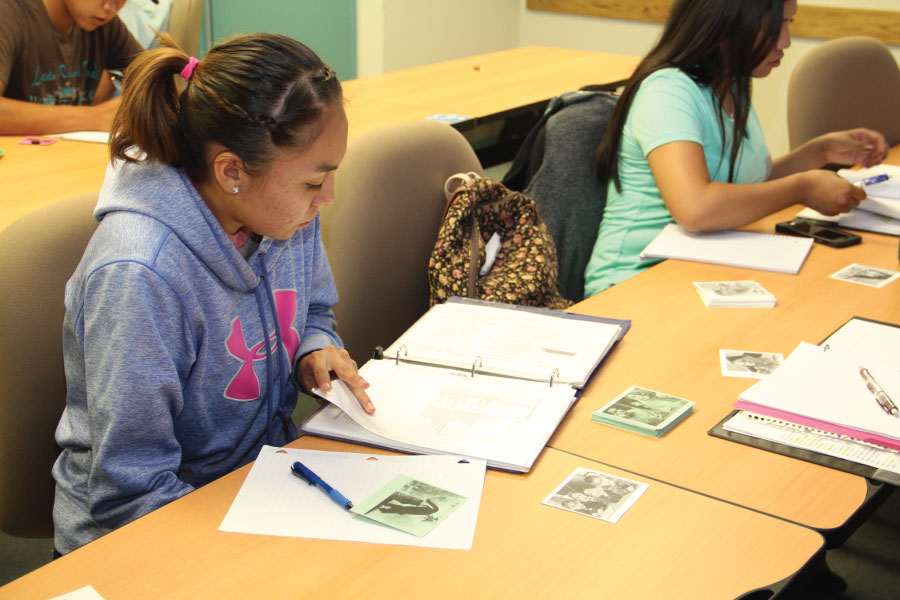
[231,186,239,194]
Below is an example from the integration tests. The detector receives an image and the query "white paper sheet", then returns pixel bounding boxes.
[796,206,900,236]
[839,165,900,201]
[48,131,110,144]
[219,446,486,550]
[738,342,900,440]
[822,317,900,363]
[310,360,575,471]
[49,586,106,600]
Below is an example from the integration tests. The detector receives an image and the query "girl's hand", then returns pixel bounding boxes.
[798,169,866,216]
[298,346,374,414]
[816,128,889,168]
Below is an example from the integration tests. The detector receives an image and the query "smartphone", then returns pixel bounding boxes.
[775,218,861,248]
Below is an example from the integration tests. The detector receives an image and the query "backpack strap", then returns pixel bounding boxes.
[467,209,480,298]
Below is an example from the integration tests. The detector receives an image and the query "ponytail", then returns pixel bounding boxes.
[110,33,186,166]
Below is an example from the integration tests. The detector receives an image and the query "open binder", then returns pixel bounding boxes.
[709,317,900,485]
[302,297,630,472]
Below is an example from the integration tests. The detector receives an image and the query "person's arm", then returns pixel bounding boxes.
[648,140,865,232]
[92,70,116,104]
[78,261,195,533]
[0,81,121,134]
[770,127,889,179]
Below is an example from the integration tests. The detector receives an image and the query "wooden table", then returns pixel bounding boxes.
[549,147,900,533]
[0,438,825,599]
[342,46,638,139]
[0,136,108,229]
[0,46,639,232]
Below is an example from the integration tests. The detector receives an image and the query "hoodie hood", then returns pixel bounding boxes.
[95,159,273,292]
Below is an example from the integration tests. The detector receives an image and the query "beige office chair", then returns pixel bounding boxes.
[167,0,204,58]
[788,36,900,149]
[322,120,483,364]
[0,192,99,538]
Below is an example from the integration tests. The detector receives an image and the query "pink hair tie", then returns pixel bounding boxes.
[179,56,200,82]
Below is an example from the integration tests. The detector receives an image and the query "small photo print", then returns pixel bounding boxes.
[694,280,770,298]
[829,263,900,288]
[594,386,693,429]
[351,474,467,537]
[719,349,783,378]
[542,467,648,523]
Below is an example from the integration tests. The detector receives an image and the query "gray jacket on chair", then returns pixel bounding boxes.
[523,91,618,303]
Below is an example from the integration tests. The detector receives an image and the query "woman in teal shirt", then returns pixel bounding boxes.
[584,0,888,296]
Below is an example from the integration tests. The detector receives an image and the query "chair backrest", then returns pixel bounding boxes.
[0,192,99,538]
[510,90,618,303]
[167,0,204,58]
[322,120,482,364]
[788,36,900,149]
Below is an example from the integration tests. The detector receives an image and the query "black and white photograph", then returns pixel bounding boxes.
[695,280,769,297]
[829,263,900,288]
[542,467,649,523]
[594,386,693,429]
[693,280,776,307]
[719,349,784,379]
[351,475,467,537]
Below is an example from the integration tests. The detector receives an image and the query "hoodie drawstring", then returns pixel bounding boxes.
[254,252,289,446]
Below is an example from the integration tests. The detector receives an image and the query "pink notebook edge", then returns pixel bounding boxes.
[733,400,900,451]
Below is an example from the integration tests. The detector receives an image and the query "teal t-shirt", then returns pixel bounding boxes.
[583,68,771,297]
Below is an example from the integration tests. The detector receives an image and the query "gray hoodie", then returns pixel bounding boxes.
[52,159,341,554]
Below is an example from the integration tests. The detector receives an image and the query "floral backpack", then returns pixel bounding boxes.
[428,175,571,309]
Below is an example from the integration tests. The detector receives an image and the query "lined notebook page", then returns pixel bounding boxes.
[640,224,814,274]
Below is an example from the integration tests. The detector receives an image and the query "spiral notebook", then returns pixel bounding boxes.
[640,223,814,274]
[709,317,900,484]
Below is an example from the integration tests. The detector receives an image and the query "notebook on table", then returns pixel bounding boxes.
[640,223,814,274]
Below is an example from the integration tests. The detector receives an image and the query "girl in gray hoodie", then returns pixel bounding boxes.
[52,32,374,555]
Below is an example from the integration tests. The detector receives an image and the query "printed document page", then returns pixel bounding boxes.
[723,411,900,476]
[309,360,576,471]
[382,301,621,386]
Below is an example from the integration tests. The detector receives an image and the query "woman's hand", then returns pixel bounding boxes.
[814,128,889,168]
[797,169,866,216]
[298,346,374,414]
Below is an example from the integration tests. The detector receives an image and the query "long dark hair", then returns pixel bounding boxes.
[110,33,342,183]
[597,0,784,190]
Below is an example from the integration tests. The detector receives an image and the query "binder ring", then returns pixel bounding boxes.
[471,356,483,377]
[395,345,408,365]
[549,368,560,387]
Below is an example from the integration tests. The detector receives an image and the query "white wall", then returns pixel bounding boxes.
[356,0,520,77]
[357,0,899,155]
[517,0,900,156]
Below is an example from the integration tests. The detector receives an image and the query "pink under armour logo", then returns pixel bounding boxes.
[224,290,301,401]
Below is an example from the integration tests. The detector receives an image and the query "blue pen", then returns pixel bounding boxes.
[860,174,890,186]
[291,461,354,509]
